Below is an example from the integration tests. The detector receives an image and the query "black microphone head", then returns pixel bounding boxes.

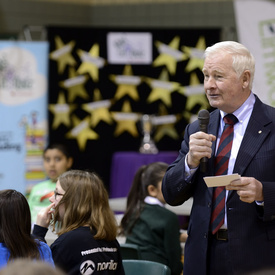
[198,109,210,173]
[198,109,210,133]
[198,109,210,123]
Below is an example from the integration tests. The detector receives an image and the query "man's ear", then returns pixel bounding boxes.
[242,70,251,89]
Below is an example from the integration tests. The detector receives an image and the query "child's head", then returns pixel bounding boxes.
[0,190,42,261]
[43,143,73,181]
[0,259,66,275]
[127,161,169,206]
[0,189,32,240]
[120,162,168,235]
[139,161,168,204]
[50,170,118,241]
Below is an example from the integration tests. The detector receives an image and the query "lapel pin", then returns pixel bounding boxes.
[258,130,262,134]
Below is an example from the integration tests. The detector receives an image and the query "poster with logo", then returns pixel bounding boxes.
[0,41,49,194]
[234,0,275,107]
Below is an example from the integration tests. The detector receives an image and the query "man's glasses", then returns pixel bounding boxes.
[54,190,64,200]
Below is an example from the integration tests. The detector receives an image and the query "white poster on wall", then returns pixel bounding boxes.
[107,32,152,64]
[234,0,275,106]
[0,41,49,195]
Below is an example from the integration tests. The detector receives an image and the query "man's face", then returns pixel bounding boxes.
[202,52,249,114]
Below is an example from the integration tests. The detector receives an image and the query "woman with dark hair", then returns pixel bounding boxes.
[119,162,183,275]
[0,189,54,269]
[33,170,125,275]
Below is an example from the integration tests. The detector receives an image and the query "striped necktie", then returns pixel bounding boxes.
[211,114,238,234]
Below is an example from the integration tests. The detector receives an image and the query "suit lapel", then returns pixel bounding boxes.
[206,110,220,196]
[229,96,271,198]
[208,110,220,174]
[233,96,271,175]
[199,100,271,198]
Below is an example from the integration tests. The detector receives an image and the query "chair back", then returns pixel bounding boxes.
[119,243,141,260]
[122,259,171,275]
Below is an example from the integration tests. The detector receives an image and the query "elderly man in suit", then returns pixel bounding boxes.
[162,41,275,275]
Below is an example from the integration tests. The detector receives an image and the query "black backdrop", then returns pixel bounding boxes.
[47,26,220,191]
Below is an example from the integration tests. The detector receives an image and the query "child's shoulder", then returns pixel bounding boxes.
[145,203,177,218]
[31,179,54,191]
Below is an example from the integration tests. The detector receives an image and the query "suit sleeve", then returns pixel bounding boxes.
[162,123,197,206]
[163,211,183,275]
[261,182,275,221]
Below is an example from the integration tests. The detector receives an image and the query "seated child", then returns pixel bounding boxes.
[28,143,73,224]
[119,162,184,275]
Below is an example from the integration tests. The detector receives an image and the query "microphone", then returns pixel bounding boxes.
[198,109,210,173]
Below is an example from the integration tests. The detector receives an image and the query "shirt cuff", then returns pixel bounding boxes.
[255,201,264,206]
[184,154,198,181]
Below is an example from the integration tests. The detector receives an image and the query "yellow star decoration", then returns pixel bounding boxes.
[111,100,140,137]
[182,109,193,124]
[59,67,89,102]
[109,65,141,101]
[154,104,179,142]
[180,109,196,138]
[77,43,105,82]
[145,69,180,107]
[49,36,76,74]
[182,36,206,73]
[48,92,76,129]
[82,89,113,127]
[153,36,188,75]
[179,72,209,111]
[66,116,99,151]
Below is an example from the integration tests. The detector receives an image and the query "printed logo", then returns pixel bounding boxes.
[80,260,96,275]
[97,260,117,271]
[80,259,118,274]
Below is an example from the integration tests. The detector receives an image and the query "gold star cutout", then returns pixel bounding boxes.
[182,109,193,124]
[66,116,99,151]
[77,43,105,82]
[111,100,140,137]
[82,89,113,127]
[179,72,209,111]
[59,67,89,102]
[49,92,76,129]
[154,104,179,142]
[153,36,188,75]
[49,36,76,74]
[145,69,180,107]
[182,36,206,73]
[180,110,196,137]
[109,65,141,101]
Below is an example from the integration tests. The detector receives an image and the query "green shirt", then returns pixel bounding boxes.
[28,179,55,224]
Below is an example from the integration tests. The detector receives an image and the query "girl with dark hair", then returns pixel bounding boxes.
[0,190,54,269]
[119,162,183,275]
[33,170,125,275]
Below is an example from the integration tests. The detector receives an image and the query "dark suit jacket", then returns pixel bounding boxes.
[162,95,275,275]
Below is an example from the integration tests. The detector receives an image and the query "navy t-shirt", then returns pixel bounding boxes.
[33,225,125,275]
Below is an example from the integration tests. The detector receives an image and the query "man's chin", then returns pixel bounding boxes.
[208,101,220,109]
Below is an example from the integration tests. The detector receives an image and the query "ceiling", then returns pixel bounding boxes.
[27,0,231,6]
